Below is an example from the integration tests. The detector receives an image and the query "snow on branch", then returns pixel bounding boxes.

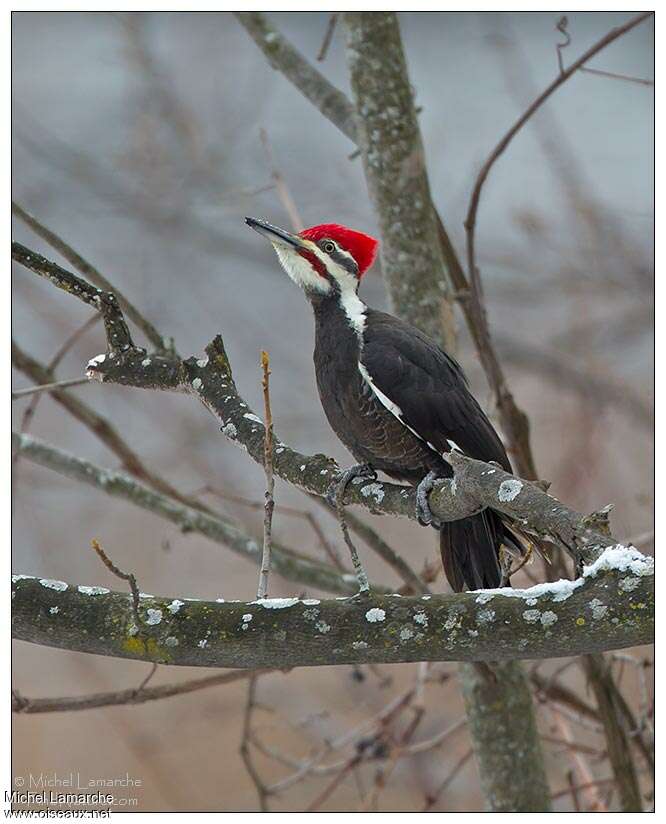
[12,547,653,667]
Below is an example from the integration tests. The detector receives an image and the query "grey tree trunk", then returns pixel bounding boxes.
[342,12,552,811]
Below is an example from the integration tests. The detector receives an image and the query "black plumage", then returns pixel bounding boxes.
[313,297,523,592]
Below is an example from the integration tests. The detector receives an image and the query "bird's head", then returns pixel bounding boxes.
[246,217,378,299]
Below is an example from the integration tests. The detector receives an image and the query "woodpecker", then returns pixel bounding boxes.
[246,217,527,592]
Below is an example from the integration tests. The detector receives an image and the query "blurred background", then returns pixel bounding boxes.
[12,11,653,812]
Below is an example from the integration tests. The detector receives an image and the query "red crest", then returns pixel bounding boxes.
[300,224,379,277]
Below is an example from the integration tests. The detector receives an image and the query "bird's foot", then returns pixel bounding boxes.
[416,470,443,528]
[325,463,377,509]
[326,463,375,594]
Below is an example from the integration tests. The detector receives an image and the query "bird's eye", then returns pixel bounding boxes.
[322,240,336,254]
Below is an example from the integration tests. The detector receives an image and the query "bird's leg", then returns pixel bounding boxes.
[327,463,376,593]
[415,470,443,529]
[499,547,513,587]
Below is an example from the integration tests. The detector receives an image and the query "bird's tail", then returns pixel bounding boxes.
[439,510,530,592]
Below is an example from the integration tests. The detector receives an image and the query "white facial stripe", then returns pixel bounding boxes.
[272,243,331,294]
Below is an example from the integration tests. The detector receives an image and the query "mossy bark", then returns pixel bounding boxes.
[12,565,653,668]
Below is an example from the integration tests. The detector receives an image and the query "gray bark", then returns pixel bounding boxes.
[343,12,456,351]
[12,559,653,666]
[459,661,552,811]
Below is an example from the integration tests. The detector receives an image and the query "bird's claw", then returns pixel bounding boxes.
[416,470,443,528]
[326,463,376,509]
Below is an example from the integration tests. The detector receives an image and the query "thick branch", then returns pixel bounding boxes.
[12,549,653,666]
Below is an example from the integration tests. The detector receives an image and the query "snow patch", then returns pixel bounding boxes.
[78,585,109,596]
[39,579,68,592]
[252,597,300,609]
[583,545,654,579]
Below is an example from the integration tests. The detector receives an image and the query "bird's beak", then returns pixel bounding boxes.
[245,217,308,251]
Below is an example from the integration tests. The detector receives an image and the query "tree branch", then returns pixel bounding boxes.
[12,550,653,666]
[12,668,267,714]
[12,201,167,351]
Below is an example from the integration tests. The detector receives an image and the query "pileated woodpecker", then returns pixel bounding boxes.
[246,217,526,592]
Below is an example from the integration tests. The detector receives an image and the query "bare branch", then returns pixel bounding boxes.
[316,14,339,62]
[257,351,275,599]
[240,675,270,811]
[234,12,357,141]
[12,378,88,399]
[259,129,303,232]
[12,668,267,713]
[12,201,167,351]
[91,538,142,628]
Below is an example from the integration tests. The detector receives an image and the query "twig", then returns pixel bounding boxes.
[551,778,615,802]
[13,314,100,446]
[257,351,275,599]
[465,11,652,308]
[259,129,304,232]
[580,65,654,86]
[317,13,338,62]
[91,538,142,627]
[306,754,362,811]
[555,16,571,75]
[531,671,600,722]
[12,201,167,351]
[422,749,474,811]
[12,377,89,399]
[240,675,270,811]
[195,485,344,569]
[549,706,607,811]
[462,10,652,479]
[566,770,581,811]
[133,662,158,694]
[12,668,267,713]
[541,735,606,759]
[556,15,653,86]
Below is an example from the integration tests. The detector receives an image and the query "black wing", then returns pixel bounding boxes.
[361,310,511,470]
